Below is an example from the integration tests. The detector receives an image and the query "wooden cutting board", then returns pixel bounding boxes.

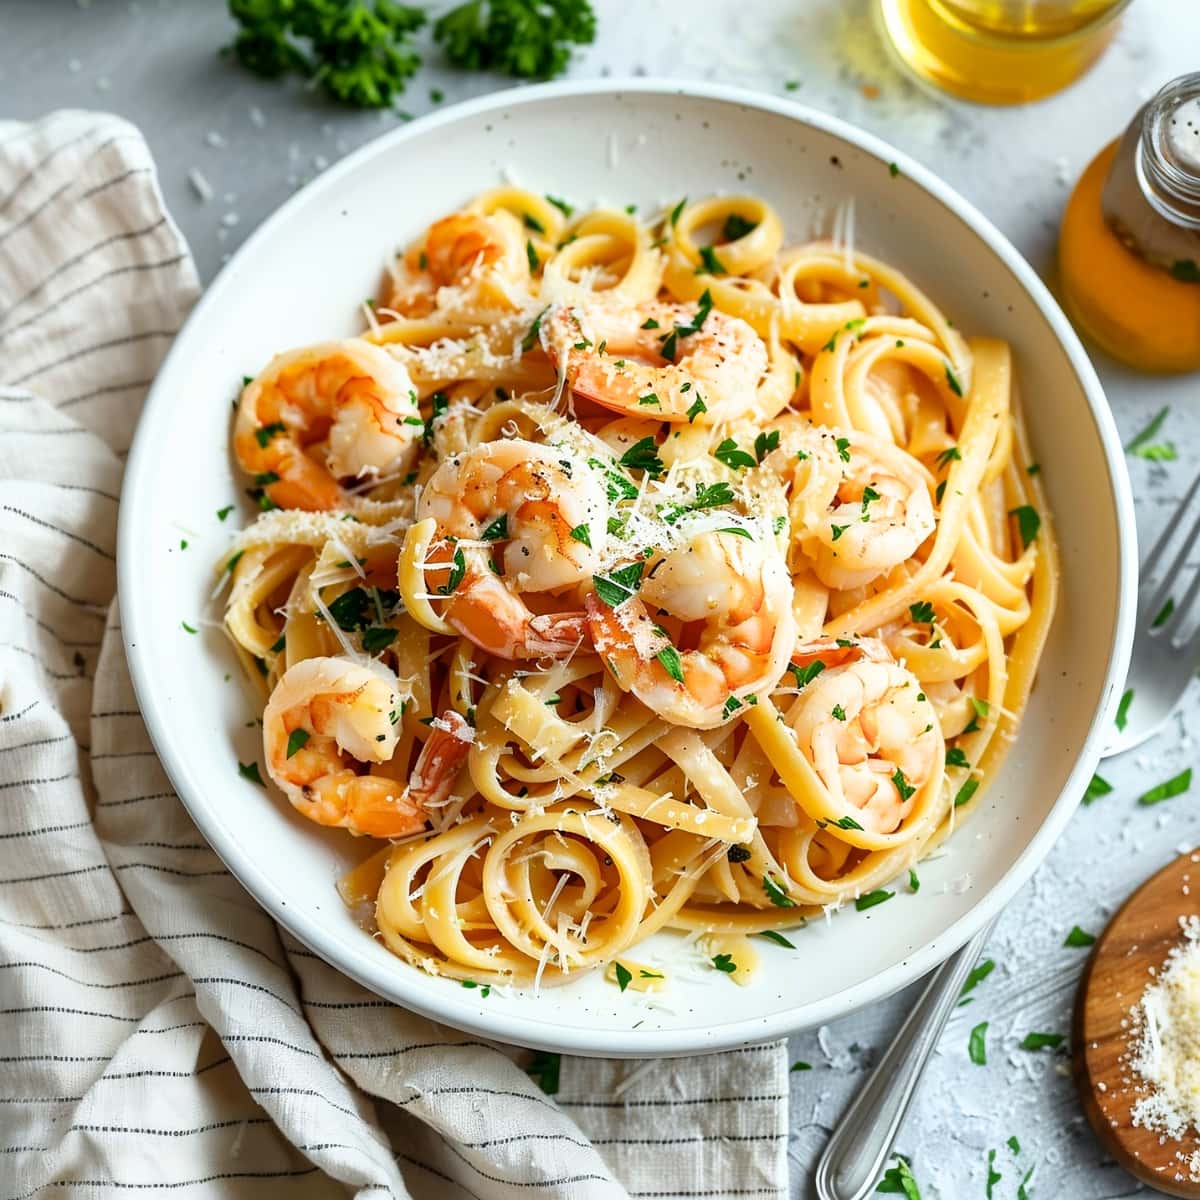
[1075,851,1200,1197]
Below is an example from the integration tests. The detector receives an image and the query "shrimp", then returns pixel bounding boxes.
[417,438,607,659]
[546,298,767,423]
[235,340,421,512]
[784,643,941,834]
[263,656,424,838]
[770,424,935,590]
[585,529,796,729]
[408,710,474,809]
[386,210,530,316]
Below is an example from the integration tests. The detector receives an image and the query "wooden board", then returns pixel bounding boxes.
[1075,851,1200,1196]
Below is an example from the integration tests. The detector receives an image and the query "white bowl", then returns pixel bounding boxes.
[119,81,1136,1057]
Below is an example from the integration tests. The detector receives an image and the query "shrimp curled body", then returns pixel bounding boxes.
[548,299,767,423]
[235,340,420,512]
[263,656,425,838]
[771,425,935,590]
[786,643,941,835]
[417,438,608,660]
[586,529,797,729]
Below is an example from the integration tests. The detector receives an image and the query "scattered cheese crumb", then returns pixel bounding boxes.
[187,168,214,204]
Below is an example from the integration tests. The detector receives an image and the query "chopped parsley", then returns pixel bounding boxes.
[569,523,591,547]
[286,729,310,759]
[614,962,632,992]
[588,456,639,502]
[526,239,539,272]
[1082,773,1112,805]
[831,704,847,722]
[440,547,467,595]
[619,436,664,478]
[640,316,660,330]
[1114,688,1133,732]
[855,889,893,912]
[909,600,935,624]
[935,445,961,469]
[526,1050,560,1095]
[254,421,286,448]
[216,505,235,521]
[1063,925,1095,948]
[960,958,994,1000]
[763,874,796,908]
[945,747,970,768]
[225,550,244,574]
[711,953,737,974]
[788,660,826,689]
[361,626,398,653]
[963,697,989,733]
[986,1149,1001,1199]
[889,161,900,178]
[1010,505,1041,548]
[669,197,687,227]
[238,760,265,786]
[944,363,964,397]
[1153,597,1175,628]
[789,1059,811,1071]
[714,438,756,471]
[181,621,198,634]
[523,212,544,233]
[877,1154,922,1198]
[892,768,915,802]
[1019,1031,1064,1052]
[521,305,549,352]
[656,644,685,684]
[968,1020,988,1065]
[954,778,979,808]
[835,436,851,462]
[480,514,508,541]
[1125,405,1169,454]
[830,523,848,542]
[461,979,491,997]
[759,929,795,948]
[723,213,758,241]
[908,868,920,893]
[686,395,707,423]
[637,392,660,407]
[754,429,780,463]
[593,561,645,608]
[326,586,402,631]
[659,289,714,361]
[1138,767,1191,806]
[422,389,449,446]
[546,194,573,217]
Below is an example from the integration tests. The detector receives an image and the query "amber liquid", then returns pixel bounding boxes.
[1059,141,1200,373]
[878,0,1129,104]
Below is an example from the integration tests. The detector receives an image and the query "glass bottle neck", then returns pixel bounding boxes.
[1137,74,1200,231]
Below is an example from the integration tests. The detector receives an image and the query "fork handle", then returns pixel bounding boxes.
[813,920,997,1200]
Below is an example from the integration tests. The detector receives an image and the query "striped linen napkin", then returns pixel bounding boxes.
[0,110,790,1199]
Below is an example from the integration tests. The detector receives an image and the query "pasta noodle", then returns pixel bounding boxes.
[219,189,1057,988]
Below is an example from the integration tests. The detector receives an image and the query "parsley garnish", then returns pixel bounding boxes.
[326,586,402,631]
[637,392,660,407]
[686,395,707,423]
[255,421,286,448]
[888,161,900,178]
[954,778,979,808]
[877,1154,922,1198]
[440,546,467,595]
[723,213,757,241]
[830,523,847,542]
[526,1049,561,1095]
[935,445,961,469]
[521,305,549,352]
[835,436,851,462]
[711,953,737,974]
[656,644,685,684]
[525,239,539,271]
[986,1149,1001,1199]
[225,550,244,574]
[217,505,234,521]
[480,514,508,541]
[614,962,632,992]
[1114,688,1133,732]
[361,626,398,653]
[593,561,645,607]
[944,363,964,397]
[788,660,825,689]
[461,979,491,997]
[714,438,756,470]
[1082,773,1112,805]
[1019,1031,1063,1052]
[1010,505,1040,548]
[759,930,795,948]
[960,959,994,1000]
[763,874,796,908]
[968,1021,988,1065]
[855,890,893,912]
[831,704,846,722]
[181,621,198,634]
[1139,767,1191,806]
[659,289,713,361]
[588,456,639,502]
[238,760,265,786]
[545,194,573,217]
[754,429,780,463]
[227,0,426,109]
[619,436,664,477]
[963,697,989,734]
[945,747,970,768]
[909,600,935,624]
[286,729,310,758]
[1153,597,1175,628]
[433,0,597,80]
[569,523,591,547]
[1125,405,1169,454]
[1064,925,1095,948]
[908,868,920,893]
[523,212,544,233]
[669,196,687,227]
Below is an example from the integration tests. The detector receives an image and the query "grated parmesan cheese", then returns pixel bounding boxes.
[1129,914,1200,1178]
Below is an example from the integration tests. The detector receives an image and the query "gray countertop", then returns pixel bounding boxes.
[6,1,1200,1195]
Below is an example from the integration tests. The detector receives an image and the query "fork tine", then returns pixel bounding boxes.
[1144,491,1200,624]
[1142,469,1200,580]
[1161,543,1200,641]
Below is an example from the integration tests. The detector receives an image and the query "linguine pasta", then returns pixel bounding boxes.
[220,187,1056,990]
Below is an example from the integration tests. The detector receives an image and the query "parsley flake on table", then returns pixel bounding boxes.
[1153,597,1175,628]
[1124,404,1169,455]
[1081,773,1112,806]
[1064,925,1096,948]
[1138,767,1191,806]
[876,1153,922,1198]
[959,958,994,1001]
[1018,1031,1064,1052]
[789,1059,811,1071]
[968,1020,988,1065]
[986,1149,1002,1199]
[181,621,198,634]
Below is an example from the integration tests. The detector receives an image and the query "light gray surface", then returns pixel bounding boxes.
[5,1,1200,1195]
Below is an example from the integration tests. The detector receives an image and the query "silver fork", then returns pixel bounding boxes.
[1107,468,1200,755]
[815,474,1199,1200]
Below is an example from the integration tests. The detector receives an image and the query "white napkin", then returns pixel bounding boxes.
[0,110,790,1199]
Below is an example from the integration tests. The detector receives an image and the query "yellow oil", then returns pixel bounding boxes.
[1059,141,1200,373]
[878,0,1128,104]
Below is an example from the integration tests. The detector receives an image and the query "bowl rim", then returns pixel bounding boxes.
[118,77,1137,1057]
